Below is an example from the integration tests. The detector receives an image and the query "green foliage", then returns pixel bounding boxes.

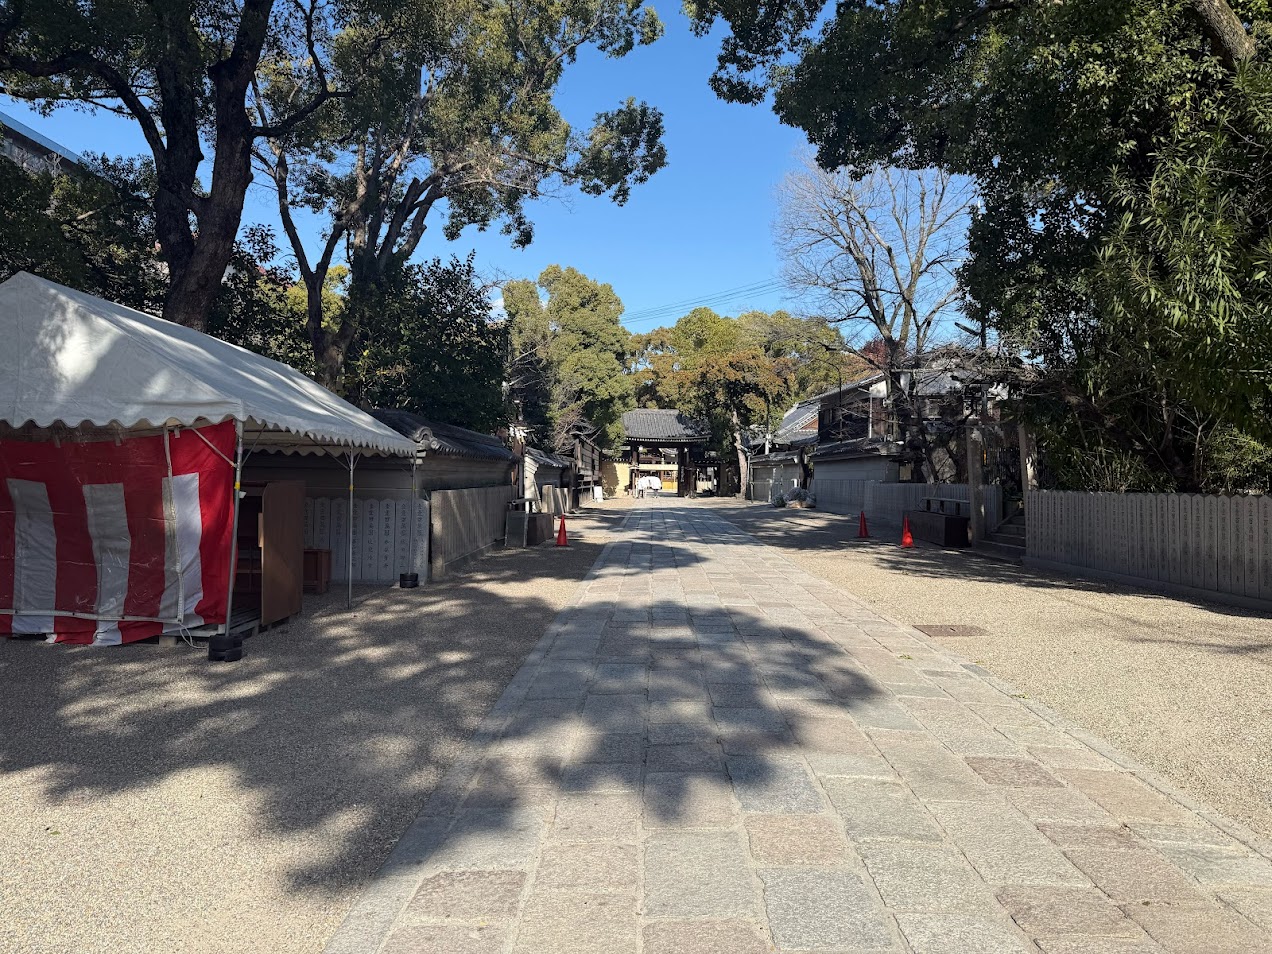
[0,153,163,311]
[349,257,508,431]
[693,0,1272,491]
[256,0,667,388]
[503,266,634,449]
[206,226,316,376]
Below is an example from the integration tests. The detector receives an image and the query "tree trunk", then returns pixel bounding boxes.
[1190,0,1255,68]
[731,405,749,499]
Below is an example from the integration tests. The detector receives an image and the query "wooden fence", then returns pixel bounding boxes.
[429,485,514,578]
[1026,491,1272,607]
[304,497,429,583]
[810,480,1003,528]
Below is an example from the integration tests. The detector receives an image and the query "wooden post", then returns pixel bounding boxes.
[967,424,985,544]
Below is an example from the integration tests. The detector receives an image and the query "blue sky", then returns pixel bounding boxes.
[1,10,811,330]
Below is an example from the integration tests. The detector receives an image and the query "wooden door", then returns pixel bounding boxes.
[261,481,305,625]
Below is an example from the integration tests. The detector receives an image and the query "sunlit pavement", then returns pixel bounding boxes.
[327,498,1272,954]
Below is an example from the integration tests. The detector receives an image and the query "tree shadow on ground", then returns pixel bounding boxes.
[704,498,1272,623]
[0,501,909,953]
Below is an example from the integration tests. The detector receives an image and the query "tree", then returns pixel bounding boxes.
[776,159,971,464]
[348,257,507,431]
[0,151,164,310]
[693,0,1272,487]
[503,265,634,450]
[254,0,666,389]
[631,307,836,493]
[0,0,346,330]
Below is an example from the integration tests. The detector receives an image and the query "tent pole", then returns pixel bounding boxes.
[347,453,355,610]
[214,421,244,661]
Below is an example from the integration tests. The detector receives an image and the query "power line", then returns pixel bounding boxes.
[620,278,791,328]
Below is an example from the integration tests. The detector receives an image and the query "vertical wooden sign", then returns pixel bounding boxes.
[331,498,348,582]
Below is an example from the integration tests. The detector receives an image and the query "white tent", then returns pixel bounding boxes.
[0,273,419,648]
[0,271,416,455]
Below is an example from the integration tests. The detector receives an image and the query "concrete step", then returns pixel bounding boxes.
[987,530,1026,547]
[994,522,1026,539]
[974,539,1026,563]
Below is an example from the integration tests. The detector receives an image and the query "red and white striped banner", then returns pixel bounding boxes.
[0,421,236,644]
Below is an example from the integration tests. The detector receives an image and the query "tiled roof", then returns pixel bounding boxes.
[525,446,572,468]
[622,409,708,442]
[371,409,515,462]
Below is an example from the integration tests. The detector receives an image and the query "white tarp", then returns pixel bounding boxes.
[0,272,416,456]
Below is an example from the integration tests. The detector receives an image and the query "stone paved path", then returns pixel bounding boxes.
[326,502,1272,954]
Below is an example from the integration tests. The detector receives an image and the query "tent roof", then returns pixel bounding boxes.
[0,273,416,456]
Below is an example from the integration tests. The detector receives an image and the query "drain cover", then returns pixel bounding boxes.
[915,624,989,638]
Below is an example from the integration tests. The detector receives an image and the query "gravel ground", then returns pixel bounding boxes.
[0,506,625,954]
[706,497,1272,840]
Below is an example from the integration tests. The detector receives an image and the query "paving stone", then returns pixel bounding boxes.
[648,721,716,745]
[792,716,877,754]
[1122,900,1272,953]
[1006,788,1116,826]
[592,663,649,694]
[804,752,896,779]
[536,841,638,893]
[1037,824,1141,850]
[927,801,1087,885]
[744,813,852,865]
[643,830,757,918]
[896,913,1032,953]
[860,841,995,912]
[1035,939,1164,954]
[643,771,739,828]
[642,919,772,954]
[966,756,1063,789]
[1057,770,1199,825]
[552,793,640,842]
[382,923,508,954]
[1218,888,1272,932]
[511,890,638,954]
[1148,839,1272,887]
[876,737,989,800]
[1063,848,1202,901]
[401,870,526,923]
[760,867,893,950]
[649,697,715,724]
[727,755,825,813]
[968,703,1051,730]
[824,778,943,843]
[647,741,724,773]
[996,886,1140,937]
[426,808,546,871]
[708,682,771,706]
[571,731,645,764]
[560,761,643,794]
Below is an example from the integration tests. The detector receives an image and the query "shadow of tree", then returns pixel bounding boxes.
[2,500,908,954]
[705,498,1272,622]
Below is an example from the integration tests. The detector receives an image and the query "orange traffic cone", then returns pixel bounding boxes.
[900,515,914,548]
[556,515,570,548]
[858,511,870,539]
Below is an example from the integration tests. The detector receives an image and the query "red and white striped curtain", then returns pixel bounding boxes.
[0,421,236,644]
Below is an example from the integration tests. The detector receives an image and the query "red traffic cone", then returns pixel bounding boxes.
[556,515,570,547]
[900,515,914,548]
[858,511,870,539]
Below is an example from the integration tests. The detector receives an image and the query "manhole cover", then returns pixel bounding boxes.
[915,624,989,638]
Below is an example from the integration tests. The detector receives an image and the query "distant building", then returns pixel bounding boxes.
[0,108,89,177]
